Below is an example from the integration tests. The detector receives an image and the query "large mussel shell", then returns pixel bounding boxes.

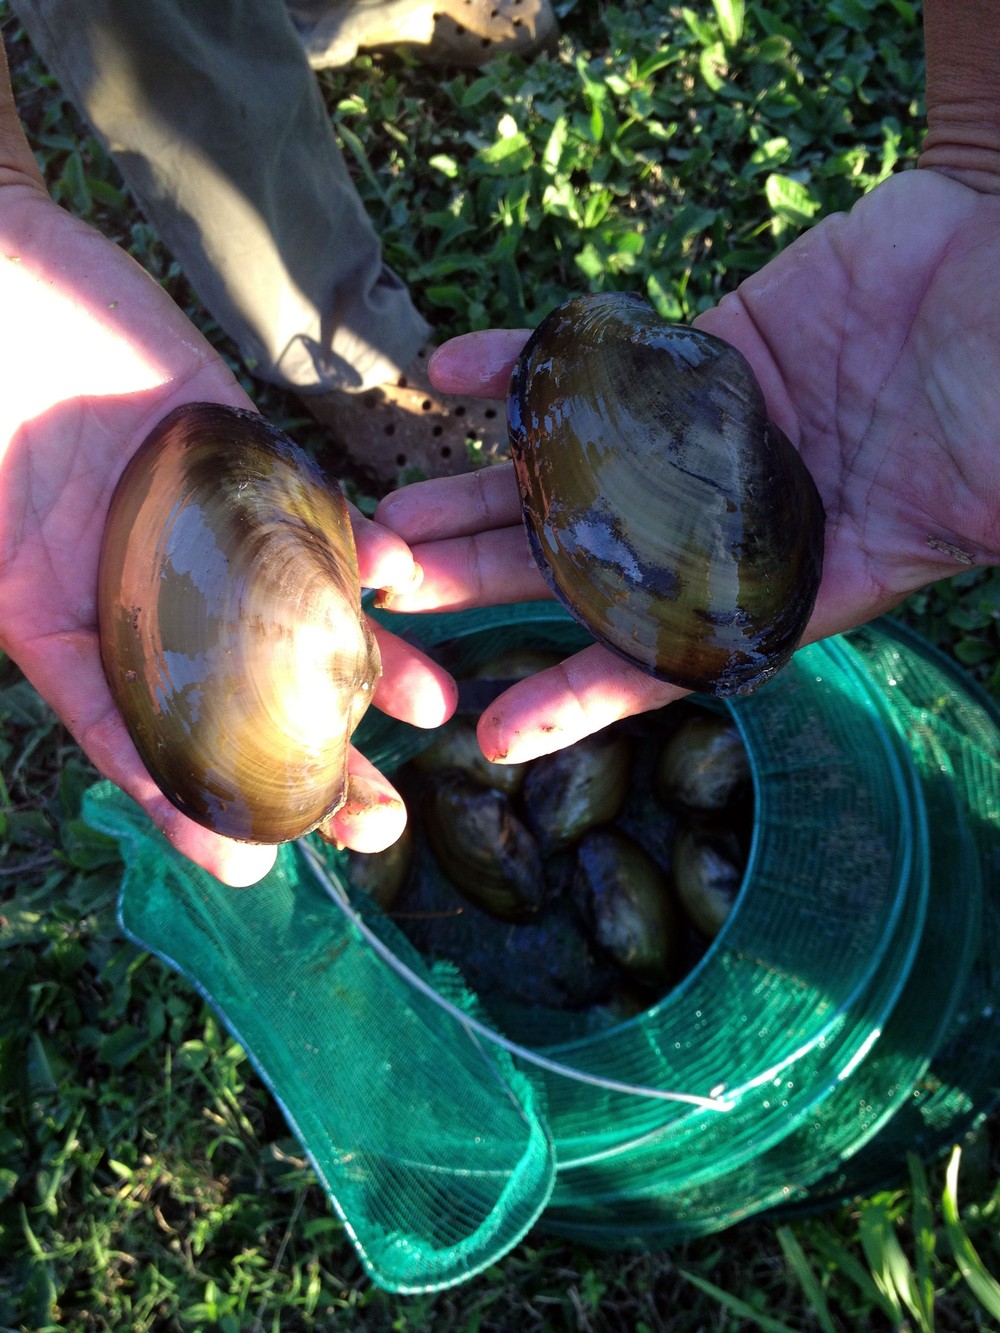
[98,402,381,843]
[507,291,825,696]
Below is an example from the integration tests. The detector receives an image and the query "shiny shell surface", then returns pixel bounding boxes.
[98,402,381,843]
[507,291,825,695]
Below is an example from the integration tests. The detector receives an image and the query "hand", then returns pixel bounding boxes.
[0,184,456,887]
[375,166,1000,765]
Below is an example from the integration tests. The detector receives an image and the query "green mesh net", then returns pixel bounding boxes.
[83,609,1000,1292]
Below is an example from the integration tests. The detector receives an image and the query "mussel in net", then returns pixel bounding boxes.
[423,773,546,921]
[656,711,751,812]
[673,825,745,939]
[411,715,527,795]
[98,402,381,843]
[521,728,632,854]
[574,828,682,988]
[507,291,825,696]
[346,823,413,912]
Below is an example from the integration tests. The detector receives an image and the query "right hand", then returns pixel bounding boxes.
[375,166,1000,765]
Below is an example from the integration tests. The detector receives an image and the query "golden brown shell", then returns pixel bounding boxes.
[97,403,381,843]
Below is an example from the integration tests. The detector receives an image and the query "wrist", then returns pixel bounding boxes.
[920,1,1000,193]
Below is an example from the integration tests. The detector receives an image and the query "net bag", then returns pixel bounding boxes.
[84,609,1000,1292]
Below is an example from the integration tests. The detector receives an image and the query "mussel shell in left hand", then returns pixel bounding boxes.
[507,291,825,696]
[98,402,381,843]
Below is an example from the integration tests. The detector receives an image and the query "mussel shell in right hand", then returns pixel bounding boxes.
[507,292,825,696]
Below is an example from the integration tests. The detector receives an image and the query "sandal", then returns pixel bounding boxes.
[303,343,509,489]
[291,0,559,70]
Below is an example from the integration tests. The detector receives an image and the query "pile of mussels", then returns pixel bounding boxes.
[348,652,754,1016]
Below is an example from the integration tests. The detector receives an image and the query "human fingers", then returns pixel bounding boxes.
[368,619,458,725]
[374,461,521,546]
[316,747,408,853]
[83,663,413,876]
[374,525,547,614]
[347,500,425,595]
[474,642,688,764]
[154,795,279,886]
[427,328,531,398]
[96,709,406,871]
[138,739,408,867]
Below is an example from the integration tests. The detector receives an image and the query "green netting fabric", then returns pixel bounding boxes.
[84,609,1000,1286]
[83,785,556,1294]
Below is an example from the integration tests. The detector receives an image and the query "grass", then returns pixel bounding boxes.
[2,0,1000,1328]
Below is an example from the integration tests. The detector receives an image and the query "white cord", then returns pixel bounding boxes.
[298,838,734,1113]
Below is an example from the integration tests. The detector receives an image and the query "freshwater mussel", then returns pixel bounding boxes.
[574,827,682,988]
[656,711,751,813]
[98,402,381,843]
[521,729,632,854]
[423,774,546,921]
[507,292,825,696]
[672,825,745,940]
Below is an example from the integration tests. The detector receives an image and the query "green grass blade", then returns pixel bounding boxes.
[907,1153,938,1332]
[775,1226,838,1333]
[806,1225,903,1322]
[679,1269,799,1333]
[858,1195,935,1331]
[858,1202,904,1323]
[711,0,745,44]
[943,1145,1000,1320]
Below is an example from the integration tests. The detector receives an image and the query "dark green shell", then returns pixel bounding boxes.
[507,292,825,696]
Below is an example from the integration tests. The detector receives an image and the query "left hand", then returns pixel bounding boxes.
[0,186,456,886]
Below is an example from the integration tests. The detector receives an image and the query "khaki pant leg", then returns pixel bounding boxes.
[11,0,430,391]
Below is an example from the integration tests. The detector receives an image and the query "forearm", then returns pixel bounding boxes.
[0,35,242,466]
[920,0,1000,191]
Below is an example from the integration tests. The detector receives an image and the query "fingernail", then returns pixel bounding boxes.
[373,560,422,609]
[316,774,407,853]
